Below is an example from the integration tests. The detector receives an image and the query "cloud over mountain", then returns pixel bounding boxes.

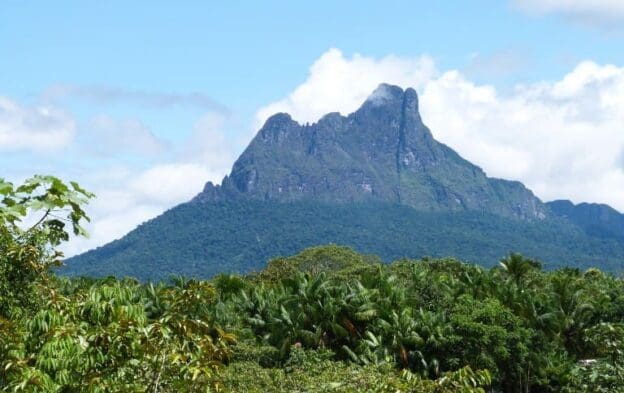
[9,49,624,258]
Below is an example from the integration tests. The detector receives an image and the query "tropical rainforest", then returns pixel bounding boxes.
[63,200,624,281]
[1,176,623,392]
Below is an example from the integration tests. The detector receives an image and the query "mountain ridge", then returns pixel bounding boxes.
[547,199,624,242]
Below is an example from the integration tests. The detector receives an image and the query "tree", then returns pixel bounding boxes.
[0,176,236,391]
[564,323,624,392]
[0,175,94,317]
[448,295,531,393]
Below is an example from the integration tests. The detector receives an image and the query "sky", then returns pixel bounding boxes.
[1,0,624,256]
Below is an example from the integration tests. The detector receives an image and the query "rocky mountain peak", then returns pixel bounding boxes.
[355,84,420,122]
[258,113,299,144]
[194,84,548,220]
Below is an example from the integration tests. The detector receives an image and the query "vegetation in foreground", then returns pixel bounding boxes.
[1,176,623,392]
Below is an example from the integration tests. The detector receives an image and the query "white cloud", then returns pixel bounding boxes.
[181,113,239,174]
[43,85,229,113]
[130,163,219,205]
[515,0,624,25]
[83,115,169,156]
[0,97,75,151]
[256,49,624,212]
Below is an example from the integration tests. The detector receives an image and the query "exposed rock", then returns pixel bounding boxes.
[195,84,548,220]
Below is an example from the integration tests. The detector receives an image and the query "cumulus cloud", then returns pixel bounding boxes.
[82,115,170,156]
[129,163,220,204]
[420,62,624,210]
[256,49,624,211]
[43,85,229,113]
[515,0,624,25]
[0,96,75,151]
[256,48,437,127]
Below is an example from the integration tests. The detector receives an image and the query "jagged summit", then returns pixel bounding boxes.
[195,84,546,220]
[361,83,416,107]
[262,84,422,131]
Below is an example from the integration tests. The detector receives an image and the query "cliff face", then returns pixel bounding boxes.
[195,84,547,220]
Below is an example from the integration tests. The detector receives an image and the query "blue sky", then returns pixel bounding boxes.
[3,1,623,100]
[2,0,624,255]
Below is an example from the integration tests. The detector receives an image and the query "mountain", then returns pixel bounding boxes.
[63,84,624,280]
[196,84,546,220]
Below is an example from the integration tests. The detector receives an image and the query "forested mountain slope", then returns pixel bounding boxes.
[63,200,624,281]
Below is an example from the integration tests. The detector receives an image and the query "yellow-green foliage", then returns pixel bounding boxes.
[1,176,235,392]
[1,278,235,392]
[218,347,491,393]
[252,244,379,284]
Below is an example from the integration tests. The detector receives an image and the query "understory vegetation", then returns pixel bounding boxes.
[1,176,623,392]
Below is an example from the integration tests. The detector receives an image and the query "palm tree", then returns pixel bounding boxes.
[549,271,596,358]
[498,253,542,288]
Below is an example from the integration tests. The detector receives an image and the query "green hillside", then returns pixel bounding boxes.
[63,200,624,281]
